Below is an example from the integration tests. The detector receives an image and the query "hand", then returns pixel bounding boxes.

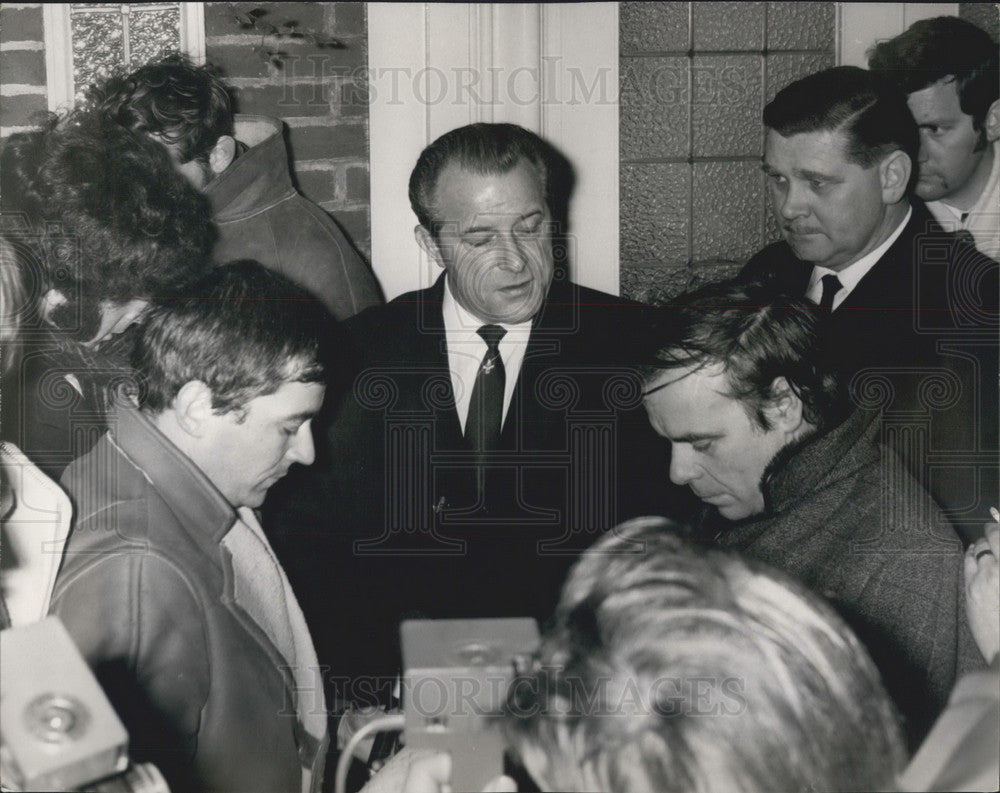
[964,520,999,664]
[401,752,517,793]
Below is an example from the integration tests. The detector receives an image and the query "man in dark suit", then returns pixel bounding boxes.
[742,67,998,538]
[266,123,677,691]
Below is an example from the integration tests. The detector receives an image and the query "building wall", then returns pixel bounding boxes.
[0,4,48,139]
[204,2,371,259]
[0,2,372,261]
[959,2,999,41]
[3,3,996,284]
[619,2,836,303]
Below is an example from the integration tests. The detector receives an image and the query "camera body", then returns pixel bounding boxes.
[1,617,129,791]
[401,618,539,792]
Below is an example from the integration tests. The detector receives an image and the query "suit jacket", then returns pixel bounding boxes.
[266,276,684,689]
[741,202,999,534]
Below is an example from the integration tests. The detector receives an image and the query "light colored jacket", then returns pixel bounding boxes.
[0,442,71,626]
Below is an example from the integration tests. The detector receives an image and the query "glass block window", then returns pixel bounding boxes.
[70,4,181,103]
[619,2,836,304]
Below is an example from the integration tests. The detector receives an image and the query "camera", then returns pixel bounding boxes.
[0,617,166,792]
[400,617,539,792]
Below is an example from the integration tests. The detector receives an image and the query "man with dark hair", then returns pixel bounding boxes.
[92,53,382,319]
[0,109,216,478]
[640,277,981,748]
[870,16,999,259]
[742,65,999,535]
[267,122,671,690]
[50,262,334,793]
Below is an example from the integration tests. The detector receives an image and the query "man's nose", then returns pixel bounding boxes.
[497,234,527,272]
[287,424,316,466]
[669,446,698,486]
[779,182,809,221]
[917,131,931,163]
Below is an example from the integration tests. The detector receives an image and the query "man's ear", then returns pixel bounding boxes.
[985,99,1000,143]
[172,380,215,437]
[878,149,911,204]
[209,135,236,175]
[764,376,805,435]
[415,224,444,269]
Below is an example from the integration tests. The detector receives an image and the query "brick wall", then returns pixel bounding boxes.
[619,2,835,304]
[0,4,47,141]
[0,3,371,260]
[205,2,370,259]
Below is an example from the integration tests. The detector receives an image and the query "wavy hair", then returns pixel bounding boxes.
[504,517,907,793]
[408,123,553,234]
[638,278,848,432]
[869,16,998,130]
[134,261,334,417]
[88,52,233,164]
[2,110,215,339]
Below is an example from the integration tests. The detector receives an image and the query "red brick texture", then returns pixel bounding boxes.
[0,4,48,142]
[205,2,371,258]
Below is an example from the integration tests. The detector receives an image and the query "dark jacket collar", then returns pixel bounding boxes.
[206,115,295,222]
[110,399,236,546]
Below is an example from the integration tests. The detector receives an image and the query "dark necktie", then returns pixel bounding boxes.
[465,324,506,451]
[818,274,842,312]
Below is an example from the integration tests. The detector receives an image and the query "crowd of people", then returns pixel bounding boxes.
[1,15,998,793]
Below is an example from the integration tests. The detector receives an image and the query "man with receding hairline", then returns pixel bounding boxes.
[639,277,981,749]
[267,122,673,693]
[742,65,999,533]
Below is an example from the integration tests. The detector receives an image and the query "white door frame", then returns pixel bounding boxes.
[367,2,620,300]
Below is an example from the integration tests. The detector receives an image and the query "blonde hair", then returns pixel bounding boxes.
[0,236,29,374]
[504,517,907,793]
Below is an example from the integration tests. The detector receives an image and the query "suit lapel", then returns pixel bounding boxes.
[417,276,466,448]
[837,213,917,312]
[499,280,574,450]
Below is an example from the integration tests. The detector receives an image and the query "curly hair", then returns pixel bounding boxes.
[504,517,907,793]
[638,278,848,432]
[87,52,233,164]
[2,110,215,338]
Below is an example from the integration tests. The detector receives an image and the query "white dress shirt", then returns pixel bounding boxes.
[442,277,533,432]
[806,206,912,311]
[926,141,1000,260]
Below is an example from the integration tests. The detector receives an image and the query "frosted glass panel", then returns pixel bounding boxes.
[130,6,181,67]
[70,4,181,101]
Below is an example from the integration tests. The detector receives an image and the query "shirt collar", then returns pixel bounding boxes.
[809,205,912,294]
